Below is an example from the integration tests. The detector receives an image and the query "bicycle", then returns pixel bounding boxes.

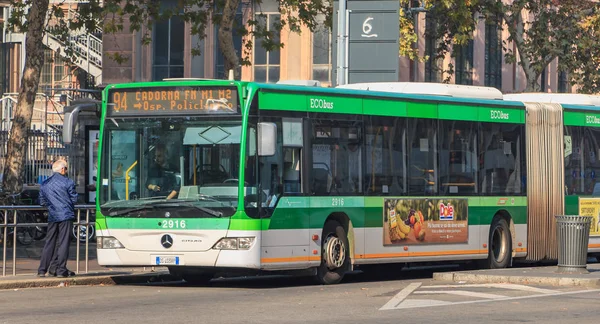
[0,193,44,246]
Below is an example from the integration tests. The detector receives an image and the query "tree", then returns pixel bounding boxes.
[2,0,330,193]
[399,0,600,92]
[2,0,51,194]
[2,0,104,194]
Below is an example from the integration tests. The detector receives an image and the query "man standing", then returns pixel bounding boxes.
[38,159,78,277]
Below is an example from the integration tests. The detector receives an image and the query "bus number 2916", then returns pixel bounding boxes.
[332,198,345,207]
[160,220,187,229]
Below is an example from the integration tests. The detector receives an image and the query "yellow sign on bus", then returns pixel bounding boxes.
[108,86,238,116]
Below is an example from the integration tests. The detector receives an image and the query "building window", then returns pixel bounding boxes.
[454,40,473,85]
[153,16,185,81]
[254,13,281,83]
[0,41,5,94]
[39,48,66,92]
[312,19,331,84]
[540,66,547,92]
[424,13,442,82]
[485,20,502,89]
[558,69,569,93]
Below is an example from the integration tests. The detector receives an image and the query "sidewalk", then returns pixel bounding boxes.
[4,251,600,290]
[1,256,174,290]
[434,262,600,287]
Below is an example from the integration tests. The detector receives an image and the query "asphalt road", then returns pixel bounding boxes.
[1,267,599,324]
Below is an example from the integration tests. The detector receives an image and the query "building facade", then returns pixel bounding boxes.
[102,0,572,93]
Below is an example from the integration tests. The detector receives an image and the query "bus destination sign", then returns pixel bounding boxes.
[107,86,239,116]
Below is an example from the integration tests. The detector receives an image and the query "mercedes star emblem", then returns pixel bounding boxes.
[165,212,171,218]
[161,234,173,249]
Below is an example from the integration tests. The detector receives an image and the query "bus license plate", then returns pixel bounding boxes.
[154,256,180,265]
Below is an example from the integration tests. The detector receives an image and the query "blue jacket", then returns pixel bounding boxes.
[39,173,78,223]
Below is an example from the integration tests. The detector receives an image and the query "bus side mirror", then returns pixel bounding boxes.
[62,102,100,144]
[258,122,277,156]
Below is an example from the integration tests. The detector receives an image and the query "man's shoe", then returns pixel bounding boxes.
[37,273,46,277]
[57,270,76,278]
[48,270,57,277]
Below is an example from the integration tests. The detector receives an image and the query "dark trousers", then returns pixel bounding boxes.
[38,220,72,275]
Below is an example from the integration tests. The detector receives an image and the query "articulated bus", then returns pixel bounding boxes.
[76,79,600,284]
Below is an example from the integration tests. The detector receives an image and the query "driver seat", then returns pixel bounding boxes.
[197,164,229,184]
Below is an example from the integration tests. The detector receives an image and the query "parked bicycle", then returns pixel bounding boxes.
[0,188,50,246]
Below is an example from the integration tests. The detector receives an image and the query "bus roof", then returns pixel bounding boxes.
[258,82,523,109]
[504,93,600,108]
[336,82,504,100]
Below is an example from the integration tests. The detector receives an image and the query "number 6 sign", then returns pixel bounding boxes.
[361,17,378,38]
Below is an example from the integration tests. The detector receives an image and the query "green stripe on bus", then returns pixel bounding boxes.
[478,107,524,123]
[95,196,527,231]
[363,99,407,116]
[407,102,437,118]
[438,104,479,121]
[564,111,600,127]
[259,92,307,111]
[101,217,231,230]
[306,95,362,114]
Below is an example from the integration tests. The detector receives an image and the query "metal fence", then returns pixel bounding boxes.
[1,205,95,277]
[0,129,66,186]
[0,89,100,191]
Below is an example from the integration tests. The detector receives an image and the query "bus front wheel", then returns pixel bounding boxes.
[484,217,512,269]
[316,221,349,285]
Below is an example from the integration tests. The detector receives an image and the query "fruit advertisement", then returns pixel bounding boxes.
[383,198,469,245]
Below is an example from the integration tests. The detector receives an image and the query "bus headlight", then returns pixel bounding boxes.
[212,237,255,250]
[97,236,125,249]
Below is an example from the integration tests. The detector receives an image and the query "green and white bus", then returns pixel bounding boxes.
[77,79,600,284]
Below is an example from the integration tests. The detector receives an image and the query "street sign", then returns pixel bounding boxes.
[333,0,400,86]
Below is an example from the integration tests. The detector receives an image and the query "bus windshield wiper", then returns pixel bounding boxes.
[149,201,224,218]
[190,205,223,218]
[107,206,154,217]
[197,193,220,202]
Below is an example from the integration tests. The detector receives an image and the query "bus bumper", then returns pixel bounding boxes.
[97,239,261,269]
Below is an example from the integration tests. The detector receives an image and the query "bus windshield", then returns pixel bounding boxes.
[98,116,243,217]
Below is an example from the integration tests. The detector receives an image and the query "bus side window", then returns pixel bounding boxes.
[283,148,301,194]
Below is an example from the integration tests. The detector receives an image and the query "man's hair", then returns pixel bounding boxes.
[52,159,67,172]
[154,143,167,153]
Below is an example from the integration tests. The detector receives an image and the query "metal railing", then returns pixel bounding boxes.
[1,205,95,277]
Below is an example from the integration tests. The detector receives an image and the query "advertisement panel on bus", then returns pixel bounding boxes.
[384,198,468,245]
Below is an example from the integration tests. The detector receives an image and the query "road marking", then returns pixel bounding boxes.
[414,290,506,299]
[420,283,558,294]
[396,299,452,308]
[379,282,421,310]
[380,288,600,310]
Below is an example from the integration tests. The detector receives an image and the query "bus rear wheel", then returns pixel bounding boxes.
[484,217,512,269]
[316,221,349,285]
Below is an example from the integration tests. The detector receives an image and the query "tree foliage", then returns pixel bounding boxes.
[399,0,600,92]
[99,0,331,79]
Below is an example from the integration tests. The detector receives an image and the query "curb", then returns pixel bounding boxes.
[433,272,600,287]
[0,272,178,290]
